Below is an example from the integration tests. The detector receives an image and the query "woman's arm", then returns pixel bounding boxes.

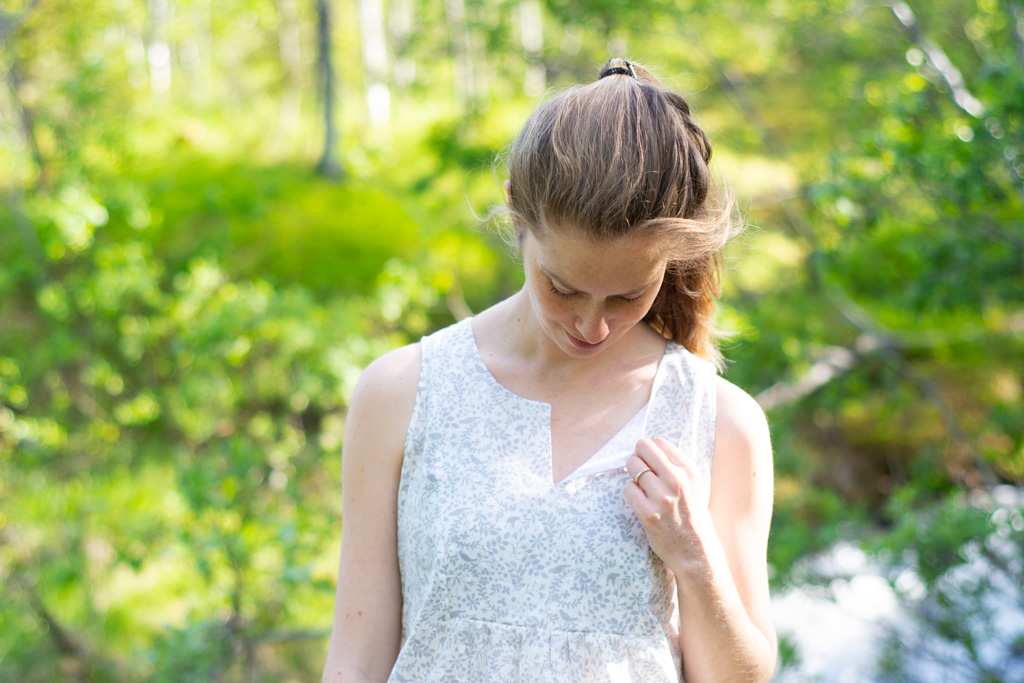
[321,344,421,683]
[624,376,777,682]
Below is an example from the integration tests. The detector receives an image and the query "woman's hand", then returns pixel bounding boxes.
[624,437,715,574]
[623,379,777,682]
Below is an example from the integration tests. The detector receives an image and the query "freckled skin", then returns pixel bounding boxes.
[519,229,669,360]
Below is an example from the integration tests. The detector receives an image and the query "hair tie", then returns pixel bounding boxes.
[600,61,636,79]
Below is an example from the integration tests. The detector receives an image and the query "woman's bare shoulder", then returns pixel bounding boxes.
[352,343,422,406]
[711,376,772,486]
[345,343,422,453]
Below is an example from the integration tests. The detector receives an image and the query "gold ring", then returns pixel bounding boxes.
[633,467,652,485]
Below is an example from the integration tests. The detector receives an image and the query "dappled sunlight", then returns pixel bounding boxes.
[1,0,1022,679]
[727,231,807,294]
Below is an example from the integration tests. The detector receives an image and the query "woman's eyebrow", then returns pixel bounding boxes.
[541,266,577,291]
[541,265,655,298]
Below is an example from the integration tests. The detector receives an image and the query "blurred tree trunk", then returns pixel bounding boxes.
[389,0,416,87]
[146,0,173,95]
[519,0,545,96]
[472,1,492,109]
[1,2,46,190]
[444,0,476,109]
[1,1,45,282]
[277,0,303,137]
[199,0,213,96]
[3,60,46,273]
[4,59,44,181]
[315,0,342,179]
[358,0,391,126]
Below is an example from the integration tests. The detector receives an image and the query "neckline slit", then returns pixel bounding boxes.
[465,318,670,486]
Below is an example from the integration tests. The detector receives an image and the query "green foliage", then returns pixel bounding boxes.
[775,633,802,674]
[769,477,870,585]
[145,619,237,683]
[1,0,1022,678]
[139,157,422,294]
[0,172,443,679]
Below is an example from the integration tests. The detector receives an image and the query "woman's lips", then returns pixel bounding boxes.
[566,331,606,350]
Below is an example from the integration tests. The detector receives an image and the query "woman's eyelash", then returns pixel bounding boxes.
[550,286,574,299]
[550,285,643,303]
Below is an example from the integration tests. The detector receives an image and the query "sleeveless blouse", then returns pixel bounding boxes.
[389,318,717,682]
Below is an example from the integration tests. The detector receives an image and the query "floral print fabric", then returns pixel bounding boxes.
[389,318,716,682]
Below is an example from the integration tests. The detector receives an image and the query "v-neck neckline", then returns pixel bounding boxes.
[465,318,670,486]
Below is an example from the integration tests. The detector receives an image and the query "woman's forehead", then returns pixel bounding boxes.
[527,229,667,291]
[530,225,668,258]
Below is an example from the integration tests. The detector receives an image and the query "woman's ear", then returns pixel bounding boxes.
[505,179,525,241]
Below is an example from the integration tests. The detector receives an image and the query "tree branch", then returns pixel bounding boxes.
[252,627,330,643]
[6,572,139,682]
[20,579,85,658]
[756,345,858,411]
[1009,1,1024,67]
[689,32,1007,486]
[755,313,1024,413]
[887,0,1024,201]
[887,1,984,118]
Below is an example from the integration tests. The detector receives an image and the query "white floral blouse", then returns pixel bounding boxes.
[389,318,716,682]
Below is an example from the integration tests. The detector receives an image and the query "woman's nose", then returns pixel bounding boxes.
[575,311,609,344]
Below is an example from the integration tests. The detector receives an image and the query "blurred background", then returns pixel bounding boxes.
[1,0,1022,680]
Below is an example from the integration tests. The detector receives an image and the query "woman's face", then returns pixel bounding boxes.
[521,227,668,358]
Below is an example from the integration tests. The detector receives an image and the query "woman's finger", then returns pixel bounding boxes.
[625,454,656,488]
[651,437,686,467]
[622,477,655,518]
[634,438,678,480]
[640,437,700,481]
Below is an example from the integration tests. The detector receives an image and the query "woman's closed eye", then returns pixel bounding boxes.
[550,285,575,300]
[550,285,644,304]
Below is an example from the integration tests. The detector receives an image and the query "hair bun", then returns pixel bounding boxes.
[599,58,636,80]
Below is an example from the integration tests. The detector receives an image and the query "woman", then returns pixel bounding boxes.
[323,59,777,682]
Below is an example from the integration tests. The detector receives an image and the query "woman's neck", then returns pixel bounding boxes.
[476,290,664,383]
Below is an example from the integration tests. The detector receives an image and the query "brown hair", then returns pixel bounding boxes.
[503,58,739,369]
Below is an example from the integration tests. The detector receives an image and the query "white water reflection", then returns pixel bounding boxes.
[772,543,900,682]
[771,486,1024,682]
